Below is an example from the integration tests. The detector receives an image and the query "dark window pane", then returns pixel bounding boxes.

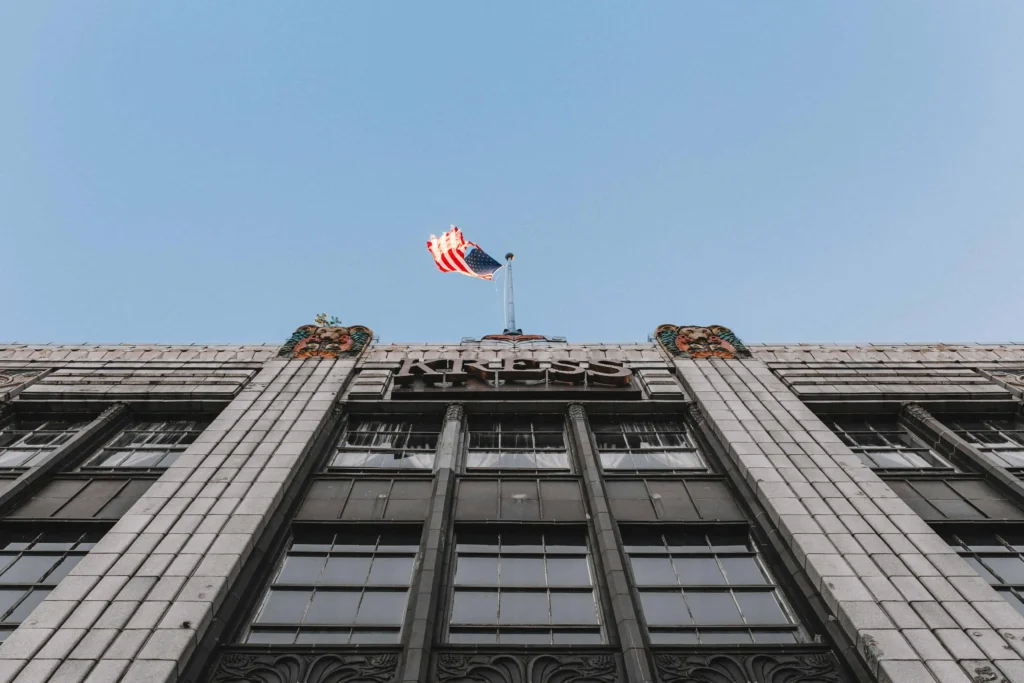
[43,556,77,585]
[737,591,789,624]
[0,590,21,618]
[322,557,371,585]
[552,630,604,645]
[686,591,742,625]
[709,533,750,553]
[256,590,311,624]
[0,556,59,584]
[546,558,591,586]
[721,557,766,585]
[640,591,689,626]
[983,557,1024,583]
[674,558,725,585]
[349,630,400,644]
[753,630,798,644]
[246,630,296,644]
[305,590,360,625]
[355,591,407,625]
[498,591,549,625]
[649,630,699,645]
[630,557,677,586]
[501,531,544,553]
[291,532,334,552]
[6,589,49,622]
[700,630,752,644]
[455,557,499,586]
[295,630,349,645]
[367,557,414,585]
[550,592,598,624]
[448,630,497,644]
[452,591,498,625]
[500,557,545,586]
[276,556,327,584]
[500,630,551,644]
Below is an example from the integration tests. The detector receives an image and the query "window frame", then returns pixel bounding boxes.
[0,415,94,472]
[591,417,708,474]
[327,415,442,472]
[74,416,211,474]
[944,417,1024,472]
[825,416,956,473]
[464,416,572,473]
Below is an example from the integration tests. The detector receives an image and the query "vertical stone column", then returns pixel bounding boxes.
[675,358,1024,683]
[0,357,355,683]
[394,402,464,683]
[567,403,655,683]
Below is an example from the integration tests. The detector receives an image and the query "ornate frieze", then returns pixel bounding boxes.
[0,368,49,401]
[654,651,843,683]
[278,317,373,359]
[655,325,752,360]
[434,652,619,683]
[209,652,398,683]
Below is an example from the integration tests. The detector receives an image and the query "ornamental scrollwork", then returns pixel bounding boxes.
[655,325,752,360]
[278,317,373,359]
[434,652,619,683]
[0,368,48,398]
[654,652,842,683]
[210,652,398,683]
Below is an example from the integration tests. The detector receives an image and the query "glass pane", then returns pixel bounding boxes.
[550,592,598,624]
[455,557,499,586]
[673,557,726,585]
[367,557,414,586]
[630,557,678,586]
[737,591,789,624]
[501,531,544,553]
[0,590,22,618]
[6,589,49,622]
[498,591,549,625]
[246,630,296,644]
[499,630,551,644]
[648,630,699,645]
[256,590,311,624]
[291,532,335,552]
[552,630,604,644]
[666,532,709,553]
[982,557,1024,583]
[349,629,400,644]
[700,630,752,644]
[965,557,999,583]
[0,556,60,584]
[998,589,1024,617]
[640,591,689,626]
[500,557,545,586]
[753,630,798,644]
[322,557,371,585]
[546,558,591,586]
[451,591,498,624]
[709,534,749,553]
[305,590,360,625]
[276,556,327,584]
[686,591,742,625]
[720,557,767,585]
[295,630,349,644]
[466,452,500,468]
[331,451,368,467]
[448,630,497,644]
[354,591,408,625]
[43,556,78,585]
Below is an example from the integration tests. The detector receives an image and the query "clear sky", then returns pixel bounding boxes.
[3,3,1022,345]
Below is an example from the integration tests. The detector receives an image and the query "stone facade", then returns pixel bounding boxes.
[0,337,1021,682]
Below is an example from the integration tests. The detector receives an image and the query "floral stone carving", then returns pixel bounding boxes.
[210,652,398,683]
[654,652,842,683]
[655,325,752,359]
[278,316,373,359]
[434,652,619,683]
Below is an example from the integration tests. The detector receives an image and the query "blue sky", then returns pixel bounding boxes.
[2,3,1022,345]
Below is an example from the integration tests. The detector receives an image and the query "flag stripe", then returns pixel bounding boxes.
[427,226,502,280]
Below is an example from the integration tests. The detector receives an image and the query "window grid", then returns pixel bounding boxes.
[329,418,440,470]
[945,418,1024,470]
[466,419,570,470]
[593,419,707,472]
[826,418,953,471]
[625,529,801,645]
[0,530,101,642]
[245,529,420,645]
[0,420,90,470]
[448,530,604,645]
[945,531,1024,616]
[79,420,209,471]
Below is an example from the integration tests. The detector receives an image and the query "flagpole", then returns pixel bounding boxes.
[503,253,520,334]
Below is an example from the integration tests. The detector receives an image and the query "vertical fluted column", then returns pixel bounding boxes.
[395,402,464,683]
[567,403,655,683]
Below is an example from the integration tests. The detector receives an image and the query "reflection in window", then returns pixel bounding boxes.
[826,419,952,470]
[245,528,420,645]
[329,418,440,470]
[448,529,603,645]
[81,420,209,470]
[0,420,90,469]
[945,418,1024,469]
[593,420,706,471]
[624,529,801,645]
[466,418,569,470]
[946,532,1024,616]
[0,530,101,642]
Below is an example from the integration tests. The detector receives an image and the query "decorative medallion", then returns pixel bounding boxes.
[654,652,842,683]
[984,369,1024,398]
[655,325,752,359]
[0,368,49,402]
[210,652,398,683]
[434,652,619,683]
[278,315,372,359]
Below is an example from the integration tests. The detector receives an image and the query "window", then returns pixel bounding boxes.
[0,530,101,642]
[593,419,705,471]
[329,418,440,470]
[825,418,952,470]
[945,531,1024,616]
[245,528,419,645]
[447,529,603,645]
[0,420,90,469]
[945,418,1024,469]
[466,418,569,470]
[624,528,800,645]
[79,419,209,470]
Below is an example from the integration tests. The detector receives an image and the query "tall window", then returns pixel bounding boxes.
[945,531,1024,616]
[329,418,440,470]
[0,530,101,642]
[825,418,952,470]
[245,528,419,645]
[466,418,569,470]
[448,529,603,644]
[0,420,90,469]
[593,419,705,471]
[625,528,800,645]
[944,418,1024,469]
[79,419,209,470]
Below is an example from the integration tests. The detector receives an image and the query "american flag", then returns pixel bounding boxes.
[426,226,503,280]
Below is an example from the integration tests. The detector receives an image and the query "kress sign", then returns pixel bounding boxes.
[390,357,637,398]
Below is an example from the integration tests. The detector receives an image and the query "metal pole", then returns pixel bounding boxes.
[503,253,518,334]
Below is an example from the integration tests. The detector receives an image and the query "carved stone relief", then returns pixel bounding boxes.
[0,368,49,402]
[655,325,752,360]
[209,652,398,683]
[434,652,619,683]
[278,321,373,359]
[654,651,842,683]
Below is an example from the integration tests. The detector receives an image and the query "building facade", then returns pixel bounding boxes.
[0,324,1023,683]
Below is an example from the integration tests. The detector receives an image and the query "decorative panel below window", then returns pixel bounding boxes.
[447,529,604,645]
[0,419,90,469]
[296,479,434,521]
[886,479,1024,521]
[80,419,209,470]
[454,479,587,522]
[604,479,743,522]
[624,529,802,645]
[8,478,154,520]
[0,530,101,642]
[245,528,420,645]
